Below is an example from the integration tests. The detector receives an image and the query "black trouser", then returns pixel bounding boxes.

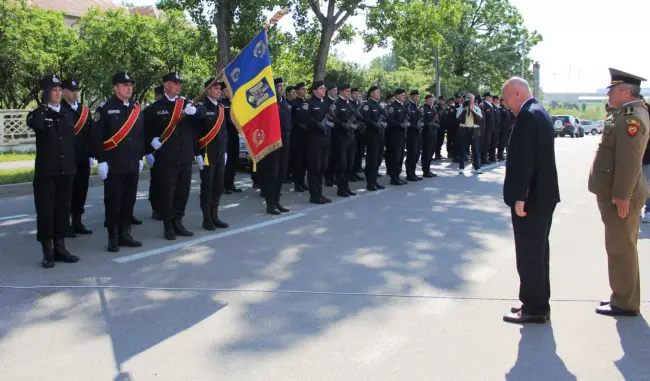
[421,127,438,175]
[386,128,406,180]
[290,130,308,187]
[155,164,192,221]
[405,128,422,178]
[325,131,337,181]
[498,128,510,158]
[435,126,445,158]
[224,128,239,189]
[511,203,556,316]
[34,174,74,242]
[481,129,492,161]
[446,126,456,160]
[257,148,281,206]
[363,129,384,186]
[71,161,90,216]
[335,132,356,190]
[306,134,329,200]
[489,130,500,160]
[352,129,365,173]
[148,161,158,212]
[276,144,290,201]
[104,172,138,232]
[199,152,225,210]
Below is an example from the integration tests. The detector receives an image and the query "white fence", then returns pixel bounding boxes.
[0,110,35,147]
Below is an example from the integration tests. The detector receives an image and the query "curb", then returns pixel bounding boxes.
[0,165,202,199]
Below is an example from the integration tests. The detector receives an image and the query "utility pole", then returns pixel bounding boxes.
[533,62,540,99]
[434,47,440,97]
[521,35,526,78]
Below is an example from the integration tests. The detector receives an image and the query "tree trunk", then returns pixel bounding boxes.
[313,22,335,82]
[214,0,232,72]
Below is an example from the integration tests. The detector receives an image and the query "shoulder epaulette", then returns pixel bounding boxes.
[624,106,634,115]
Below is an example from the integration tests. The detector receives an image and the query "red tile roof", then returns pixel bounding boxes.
[26,0,121,18]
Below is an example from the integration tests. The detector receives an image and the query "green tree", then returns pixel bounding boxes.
[0,0,78,108]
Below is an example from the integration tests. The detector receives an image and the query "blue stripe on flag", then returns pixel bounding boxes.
[225,30,272,95]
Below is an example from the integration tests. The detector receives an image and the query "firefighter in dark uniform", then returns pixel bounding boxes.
[290,82,309,192]
[222,83,243,194]
[324,84,338,187]
[332,83,358,197]
[405,90,423,181]
[491,94,503,161]
[350,88,365,181]
[361,86,387,191]
[144,72,199,240]
[386,88,409,185]
[27,74,79,268]
[60,78,93,237]
[305,80,333,204]
[421,94,440,177]
[257,77,292,215]
[91,71,144,252]
[192,77,229,230]
[146,85,165,221]
[435,95,446,160]
[496,95,511,161]
[480,92,495,164]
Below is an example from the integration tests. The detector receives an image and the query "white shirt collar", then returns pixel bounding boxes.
[70,101,79,111]
[48,104,60,113]
[207,96,219,106]
[165,93,177,102]
[395,99,404,106]
[328,95,336,101]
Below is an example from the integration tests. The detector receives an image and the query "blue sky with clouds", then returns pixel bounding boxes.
[130,0,649,92]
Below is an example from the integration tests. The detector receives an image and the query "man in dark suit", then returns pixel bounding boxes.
[501,77,561,324]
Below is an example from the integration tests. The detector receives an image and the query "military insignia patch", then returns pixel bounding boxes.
[253,40,267,58]
[302,103,309,110]
[362,105,369,111]
[627,119,641,127]
[92,111,101,122]
[245,77,274,108]
[388,107,394,113]
[627,124,639,137]
[252,128,265,147]
[624,106,634,116]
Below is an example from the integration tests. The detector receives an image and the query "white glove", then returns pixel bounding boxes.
[151,137,162,150]
[139,160,144,172]
[196,155,204,170]
[89,157,95,172]
[224,152,227,163]
[145,154,155,168]
[184,103,197,116]
[98,162,108,180]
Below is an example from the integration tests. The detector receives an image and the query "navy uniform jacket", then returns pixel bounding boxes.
[361,98,385,133]
[334,96,355,136]
[277,95,292,146]
[422,104,439,131]
[192,98,228,162]
[144,96,198,167]
[306,96,330,137]
[61,99,92,163]
[91,96,145,174]
[26,104,77,177]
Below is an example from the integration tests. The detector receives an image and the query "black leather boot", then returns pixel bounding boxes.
[41,240,55,269]
[266,203,281,215]
[54,238,79,263]
[118,225,142,247]
[173,218,194,237]
[202,206,216,231]
[72,215,92,235]
[108,227,120,252]
[130,215,143,225]
[275,198,290,213]
[345,186,357,196]
[164,220,176,240]
[211,207,229,228]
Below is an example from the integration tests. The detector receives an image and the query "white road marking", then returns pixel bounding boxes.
[0,214,29,222]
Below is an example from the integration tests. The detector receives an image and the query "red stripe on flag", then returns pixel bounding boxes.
[240,102,282,161]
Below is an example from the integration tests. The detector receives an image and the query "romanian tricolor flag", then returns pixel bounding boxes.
[223,29,282,167]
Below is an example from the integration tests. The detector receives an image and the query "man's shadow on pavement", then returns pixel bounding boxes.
[615,316,650,381]
[506,325,576,381]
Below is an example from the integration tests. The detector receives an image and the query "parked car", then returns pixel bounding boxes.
[580,119,602,135]
[238,134,249,164]
[551,115,583,138]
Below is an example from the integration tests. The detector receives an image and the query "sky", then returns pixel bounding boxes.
[130,0,650,93]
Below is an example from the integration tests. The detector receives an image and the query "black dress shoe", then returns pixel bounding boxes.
[346,188,357,196]
[310,198,327,204]
[337,190,350,197]
[202,218,217,231]
[321,196,332,203]
[276,203,290,213]
[510,307,551,320]
[118,227,142,247]
[266,205,281,215]
[130,216,143,225]
[374,183,385,190]
[416,176,423,181]
[294,185,305,192]
[211,208,229,228]
[399,179,408,185]
[503,311,547,324]
[366,184,378,191]
[233,187,243,193]
[72,215,93,234]
[390,179,403,186]
[406,176,419,182]
[423,173,434,178]
[173,219,194,237]
[53,239,79,263]
[595,304,639,316]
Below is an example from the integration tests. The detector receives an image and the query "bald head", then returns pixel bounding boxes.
[501,77,533,115]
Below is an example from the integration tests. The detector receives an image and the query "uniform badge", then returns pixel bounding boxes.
[626,119,640,127]
[362,105,369,111]
[388,106,394,114]
[93,111,101,122]
[627,124,639,137]
[302,103,309,110]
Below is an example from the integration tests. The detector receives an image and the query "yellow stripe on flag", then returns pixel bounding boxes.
[230,66,277,127]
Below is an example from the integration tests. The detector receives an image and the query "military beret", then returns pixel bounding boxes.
[338,83,350,91]
[162,72,183,83]
[112,71,135,85]
[385,93,394,100]
[274,77,284,84]
[203,77,216,89]
[483,91,492,97]
[394,88,406,95]
[454,93,461,98]
[367,85,379,97]
[311,80,325,91]
[327,83,337,90]
[351,88,359,93]
[219,82,227,90]
[410,89,420,96]
[39,74,62,90]
[425,94,434,100]
[608,67,647,88]
[286,86,295,92]
[295,82,306,89]
[154,85,164,95]
[438,96,446,100]
[61,78,79,91]
[493,94,500,99]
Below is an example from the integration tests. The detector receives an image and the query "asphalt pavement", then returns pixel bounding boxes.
[0,136,648,381]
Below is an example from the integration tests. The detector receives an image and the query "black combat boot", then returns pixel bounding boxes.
[266,203,281,215]
[345,186,357,196]
[164,219,176,240]
[130,215,143,225]
[118,225,142,247]
[210,207,229,228]
[53,238,79,263]
[173,218,194,237]
[72,215,92,235]
[41,240,55,269]
[202,205,216,231]
[108,227,120,252]
[275,198,290,213]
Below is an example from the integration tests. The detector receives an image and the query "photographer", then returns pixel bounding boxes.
[456,93,483,174]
